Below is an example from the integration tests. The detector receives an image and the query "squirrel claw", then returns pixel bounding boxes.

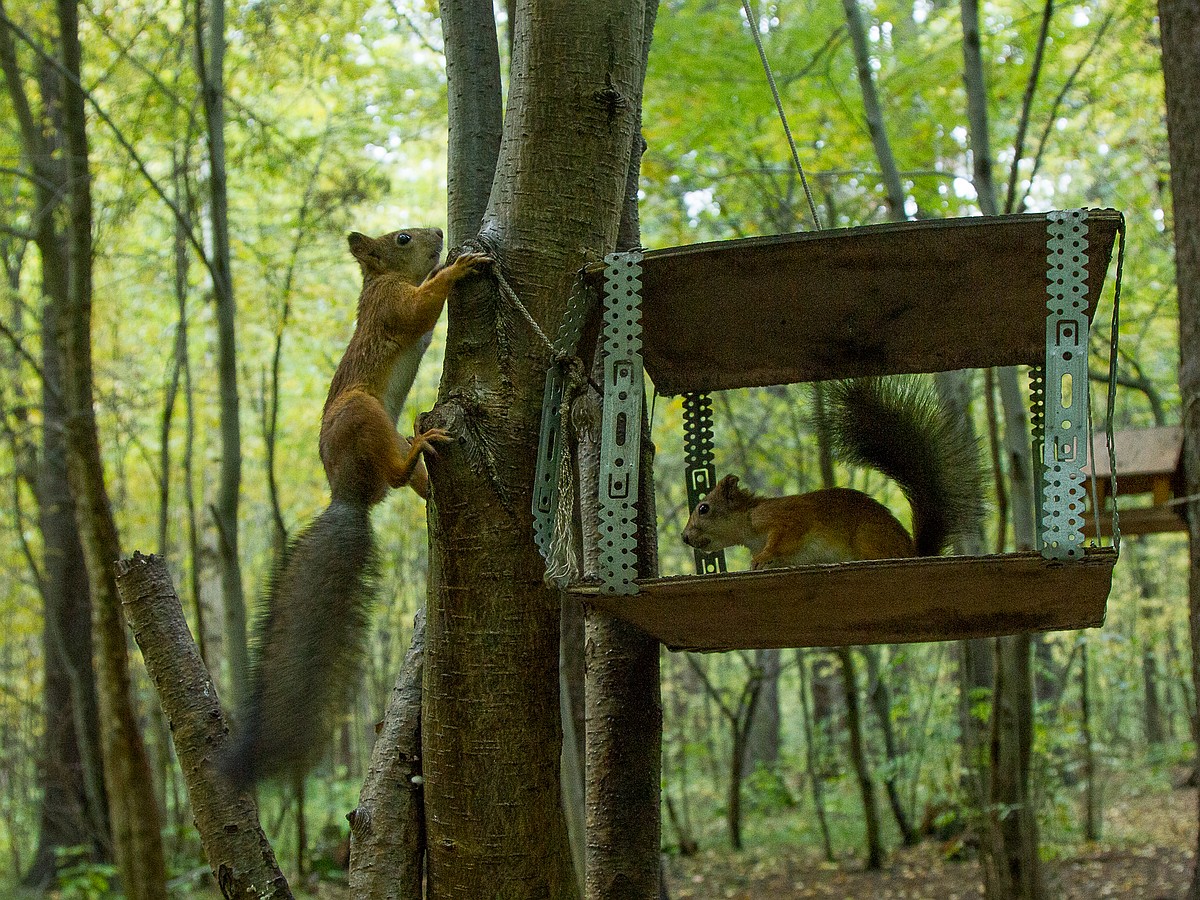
[452,251,493,273]
[412,427,452,456]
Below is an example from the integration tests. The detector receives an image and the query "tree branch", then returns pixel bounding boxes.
[0,7,215,281]
[1003,0,1053,214]
[115,553,292,898]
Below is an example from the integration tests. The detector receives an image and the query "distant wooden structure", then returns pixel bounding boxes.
[1084,425,1187,537]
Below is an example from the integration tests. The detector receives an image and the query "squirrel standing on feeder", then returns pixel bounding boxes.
[682,377,983,569]
[220,228,491,787]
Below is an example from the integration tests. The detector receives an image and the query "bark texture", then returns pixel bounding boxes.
[0,17,110,880]
[116,553,292,899]
[195,0,249,709]
[422,2,653,896]
[1157,2,1200,896]
[53,1,168,894]
[348,609,427,899]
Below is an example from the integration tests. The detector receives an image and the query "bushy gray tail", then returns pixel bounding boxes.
[219,500,377,788]
[823,377,984,556]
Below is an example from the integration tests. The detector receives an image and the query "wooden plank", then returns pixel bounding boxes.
[1084,505,1186,537]
[573,549,1115,651]
[614,210,1121,395]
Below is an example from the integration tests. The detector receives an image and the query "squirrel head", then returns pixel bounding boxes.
[682,474,757,552]
[348,228,445,284]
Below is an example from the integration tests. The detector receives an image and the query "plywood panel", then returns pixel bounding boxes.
[574,549,1115,651]
[614,210,1122,395]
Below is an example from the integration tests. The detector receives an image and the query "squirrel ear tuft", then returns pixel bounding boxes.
[347,232,369,255]
[718,474,739,495]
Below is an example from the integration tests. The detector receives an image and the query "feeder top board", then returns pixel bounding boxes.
[600,210,1121,395]
[1084,425,1183,492]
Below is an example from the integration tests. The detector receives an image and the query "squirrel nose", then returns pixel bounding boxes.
[434,227,443,239]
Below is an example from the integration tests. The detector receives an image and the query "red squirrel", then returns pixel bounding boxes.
[682,377,982,569]
[221,228,490,786]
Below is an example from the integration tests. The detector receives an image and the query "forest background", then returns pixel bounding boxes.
[0,0,1187,896]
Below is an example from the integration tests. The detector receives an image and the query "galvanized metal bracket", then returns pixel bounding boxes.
[1040,209,1091,560]
[682,392,727,575]
[597,251,645,595]
[532,279,593,562]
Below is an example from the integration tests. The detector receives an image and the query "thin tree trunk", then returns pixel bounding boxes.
[0,18,111,881]
[836,647,884,870]
[1157,2,1200,895]
[52,0,168,894]
[797,649,835,862]
[195,0,248,710]
[1080,638,1100,841]
[745,649,782,776]
[841,0,906,217]
[864,647,917,846]
[348,609,427,898]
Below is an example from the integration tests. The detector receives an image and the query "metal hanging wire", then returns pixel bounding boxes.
[740,0,823,230]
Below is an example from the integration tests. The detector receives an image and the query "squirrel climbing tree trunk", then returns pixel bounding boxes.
[423,2,655,896]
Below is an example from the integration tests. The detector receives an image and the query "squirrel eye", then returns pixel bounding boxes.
[697,503,709,515]
[395,233,412,246]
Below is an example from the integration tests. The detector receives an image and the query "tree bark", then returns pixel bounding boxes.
[348,609,427,899]
[51,1,168,895]
[116,553,292,898]
[0,21,110,881]
[745,648,782,775]
[421,1,653,895]
[195,0,248,710]
[864,646,916,846]
[836,646,884,870]
[1157,2,1200,896]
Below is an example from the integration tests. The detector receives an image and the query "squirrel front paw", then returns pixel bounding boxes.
[446,250,493,279]
[412,426,453,456]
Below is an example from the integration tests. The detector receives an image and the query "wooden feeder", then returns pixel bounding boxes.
[534,210,1125,651]
[1084,426,1187,537]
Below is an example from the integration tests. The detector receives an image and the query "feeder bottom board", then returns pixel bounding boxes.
[572,548,1117,651]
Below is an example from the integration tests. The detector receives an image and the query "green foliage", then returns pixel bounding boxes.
[0,0,1193,888]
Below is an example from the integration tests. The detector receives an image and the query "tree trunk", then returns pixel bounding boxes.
[116,553,291,898]
[864,646,917,846]
[1080,638,1100,841]
[1157,2,1200,896]
[797,649,835,862]
[0,16,111,883]
[985,635,1043,899]
[52,0,168,895]
[422,2,653,895]
[836,646,884,870]
[745,648,782,776]
[195,0,248,710]
[349,609,427,899]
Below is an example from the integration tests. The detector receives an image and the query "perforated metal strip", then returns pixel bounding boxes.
[1028,365,1046,551]
[598,252,644,595]
[532,280,592,561]
[682,392,727,575]
[1041,209,1090,560]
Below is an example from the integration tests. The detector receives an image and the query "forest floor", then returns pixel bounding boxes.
[663,784,1197,899]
